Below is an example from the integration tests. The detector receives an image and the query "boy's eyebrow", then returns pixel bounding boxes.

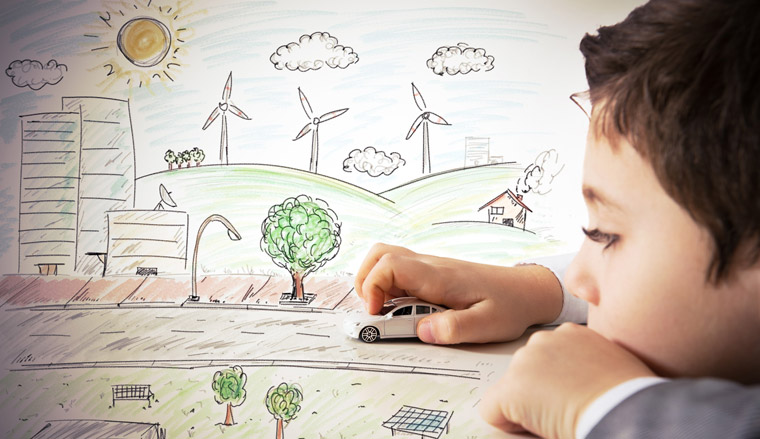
[582,185,623,212]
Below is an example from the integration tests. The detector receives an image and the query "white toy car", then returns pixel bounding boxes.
[343,297,446,343]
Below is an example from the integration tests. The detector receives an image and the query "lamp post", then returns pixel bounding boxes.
[189,214,242,302]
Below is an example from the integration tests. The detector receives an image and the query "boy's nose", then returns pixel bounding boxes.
[563,242,600,306]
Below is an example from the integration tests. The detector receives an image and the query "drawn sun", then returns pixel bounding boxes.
[85,0,197,91]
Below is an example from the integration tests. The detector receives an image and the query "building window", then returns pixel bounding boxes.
[490,206,504,215]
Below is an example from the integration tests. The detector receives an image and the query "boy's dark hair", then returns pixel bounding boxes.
[580,0,760,281]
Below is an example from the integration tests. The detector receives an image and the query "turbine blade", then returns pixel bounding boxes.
[405,114,425,140]
[319,108,348,123]
[298,87,313,118]
[427,111,451,126]
[222,72,232,102]
[229,104,251,120]
[294,122,312,141]
[412,82,426,112]
[202,107,220,130]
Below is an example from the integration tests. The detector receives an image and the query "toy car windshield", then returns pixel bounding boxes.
[378,302,397,315]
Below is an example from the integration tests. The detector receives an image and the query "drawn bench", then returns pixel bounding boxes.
[112,384,154,407]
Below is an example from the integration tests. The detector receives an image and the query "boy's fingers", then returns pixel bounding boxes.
[416,303,509,344]
[361,252,428,314]
[354,243,414,300]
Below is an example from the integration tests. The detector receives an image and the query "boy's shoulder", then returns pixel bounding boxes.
[588,378,760,438]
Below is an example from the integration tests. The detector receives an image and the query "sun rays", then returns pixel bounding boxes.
[84,0,200,92]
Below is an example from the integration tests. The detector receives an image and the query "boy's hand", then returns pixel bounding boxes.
[479,323,656,438]
[354,243,563,344]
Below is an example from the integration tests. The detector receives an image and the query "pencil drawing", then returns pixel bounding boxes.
[292,88,349,173]
[427,42,495,76]
[0,0,640,437]
[405,83,451,174]
[5,60,67,90]
[270,32,359,72]
[201,73,251,165]
[342,146,406,177]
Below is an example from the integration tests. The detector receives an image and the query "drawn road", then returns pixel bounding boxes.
[0,307,518,380]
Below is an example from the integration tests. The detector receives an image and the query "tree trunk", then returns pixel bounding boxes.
[291,271,304,300]
[275,418,284,439]
[178,163,182,169]
[167,163,172,170]
[224,402,234,425]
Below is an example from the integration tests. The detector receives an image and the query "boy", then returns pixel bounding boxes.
[354,0,760,437]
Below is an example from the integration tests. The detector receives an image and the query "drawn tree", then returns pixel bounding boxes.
[265,382,303,439]
[211,366,247,426]
[260,195,341,301]
[180,149,192,168]
[164,149,176,170]
[190,147,206,167]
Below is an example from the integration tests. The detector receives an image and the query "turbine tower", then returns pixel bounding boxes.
[293,87,348,173]
[405,83,451,174]
[202,72,251,165]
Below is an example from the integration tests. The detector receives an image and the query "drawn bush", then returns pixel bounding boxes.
[164,149,176,170]
[179,150,192,168]
[265,382,303,439]
[260,195,341,300]
[211,366,247,426]
[190,147,205,167]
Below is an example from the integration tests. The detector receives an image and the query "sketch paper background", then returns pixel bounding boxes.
[0,1,643,438]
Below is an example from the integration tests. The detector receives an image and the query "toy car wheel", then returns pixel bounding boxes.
[360,326,379,343]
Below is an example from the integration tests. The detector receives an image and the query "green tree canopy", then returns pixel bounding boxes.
[212,366,247,407]
[164,149,176,163]
[265,382,303,421]
[260,195,341,277]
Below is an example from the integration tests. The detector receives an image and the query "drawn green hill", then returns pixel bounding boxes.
[136,164,559,275]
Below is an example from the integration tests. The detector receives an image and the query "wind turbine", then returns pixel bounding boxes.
[405,83,451,174]
[293,87,348,173]
[202,72,251,165]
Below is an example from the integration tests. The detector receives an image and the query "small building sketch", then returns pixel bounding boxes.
[30,419,165,439]
[18,97,136,276]
[106,210,188,276]
[478,188,532,230]
[464,137,489,167]
[382,405,452,439]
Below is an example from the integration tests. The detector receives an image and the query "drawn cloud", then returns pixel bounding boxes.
[516,149,564,195]
[343,147,405,177]
[270,32,359,72]
[6,59,67,90]
[427,43,494,76]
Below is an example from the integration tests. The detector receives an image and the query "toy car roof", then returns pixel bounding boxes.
[383,297,443,308]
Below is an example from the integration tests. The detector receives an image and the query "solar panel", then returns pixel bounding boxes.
[382,405,453,438]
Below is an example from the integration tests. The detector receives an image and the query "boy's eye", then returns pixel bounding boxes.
[582,227,620,250]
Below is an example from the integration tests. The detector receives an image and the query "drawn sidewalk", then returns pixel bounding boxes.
[0,274,360,312]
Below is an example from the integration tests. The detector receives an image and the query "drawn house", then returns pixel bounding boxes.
[106,210,189,276]
[478,188,532,230]
[18,97,136,276]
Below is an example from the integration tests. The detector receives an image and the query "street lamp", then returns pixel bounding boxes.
[189,214,242,302]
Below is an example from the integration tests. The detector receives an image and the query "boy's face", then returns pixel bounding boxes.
[564,128,760,381]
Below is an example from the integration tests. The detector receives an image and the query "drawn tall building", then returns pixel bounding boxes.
[18,112,81,275]
[19,97,136,275]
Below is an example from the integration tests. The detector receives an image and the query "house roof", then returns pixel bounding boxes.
[478,188,532,212]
